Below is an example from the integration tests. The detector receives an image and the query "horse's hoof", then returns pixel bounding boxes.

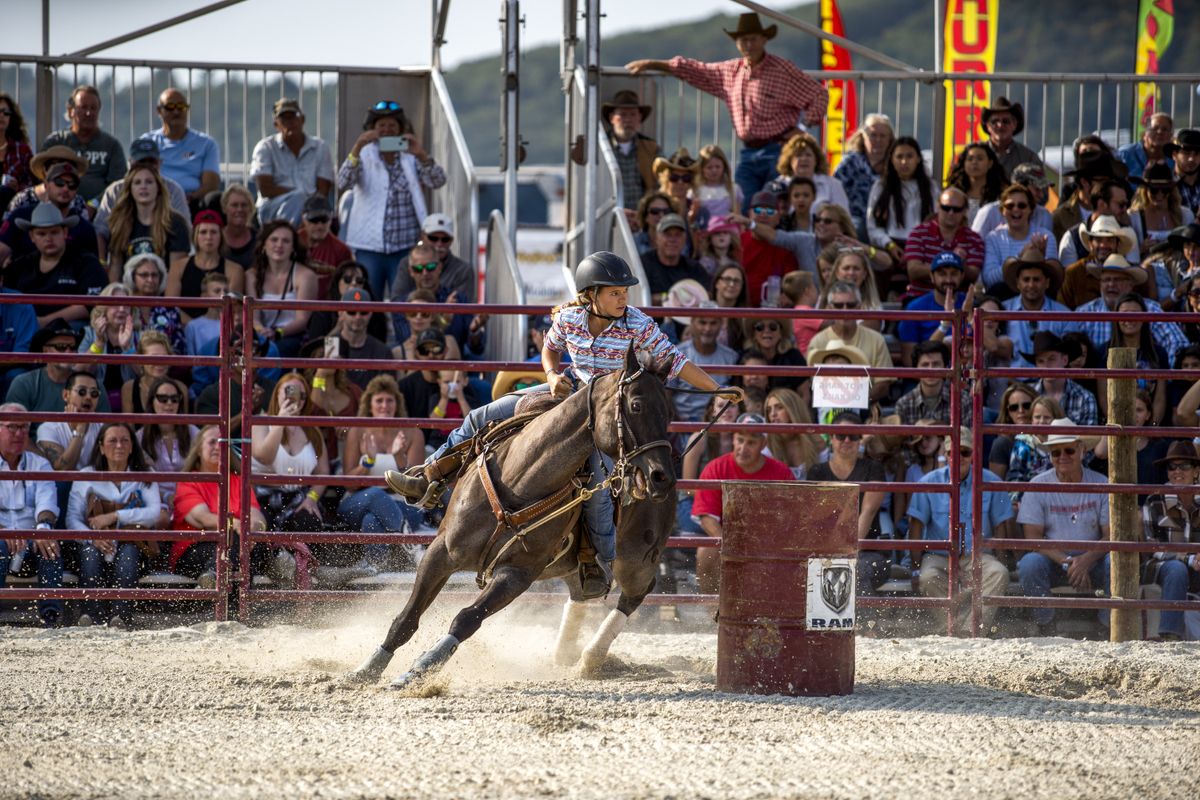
[342,646,393,685]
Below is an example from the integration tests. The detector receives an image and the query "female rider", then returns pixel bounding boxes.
[385,251,743,594]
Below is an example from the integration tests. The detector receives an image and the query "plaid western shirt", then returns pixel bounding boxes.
[1070,296,1188,366]
[1178,178,1200,216]
[1,139,33,192]
[336,155,446,252]
[668,54,827,141]
[1030,378,1099,427]
[544,305,687,385]
[832,150,877,225]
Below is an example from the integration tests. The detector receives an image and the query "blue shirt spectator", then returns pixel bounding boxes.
[192,332,280,401]
[907,464,1013,557]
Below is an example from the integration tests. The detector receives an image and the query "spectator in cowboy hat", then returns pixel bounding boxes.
[5,202,106,327]
[1067,253,1188,367]
[0,161,100,267]
[979,96,1045,179]
[92,138,190,240]
[1165,128,1200,215]
[1022,331,1099,428]
[1166,222,1200,291]
[392,212,476,304]
[600,89,660,211]
[1117,112,1175,180]
[641,213,710,303]
[972,162,1055,236]
[1001,251,1069,368]
[338,100,447,300]
[1142,440,1200,641]
[9,145,88,215]
[41,85,127,204]
[1051,151,1120,244]
[1058,215,1139,309]
[627,12,828,203]
[1058,177,1146,267]
[1130,162,1195,250]
[1016,416,1110,635]
[652,148,697,227]
[907,425,1014,636]
[5,318,110,424]
[250,98,335,226]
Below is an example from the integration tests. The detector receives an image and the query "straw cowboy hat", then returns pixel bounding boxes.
[1036,417,1100,452]
[1079,215,1137,257]
[666,281,711,326]
[1003,249,1063,294]
[980,97,1025,136]
[29,145,88,181]
[652,147,697,177]
[1085,252,1148,284]
[807,338,868,366]
[491,370,547,401]
[601,89,652,122]
[724,12,777,40]
[1154,439,1200,467]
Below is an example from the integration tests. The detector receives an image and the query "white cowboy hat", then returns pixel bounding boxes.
[807,338,868,367]
[1085,252,1148,285]
[1035,417,1100,452]
[666,279,710,326]
[1078,215,1137,257]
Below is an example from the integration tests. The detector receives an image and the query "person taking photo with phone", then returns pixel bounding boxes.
[338,101,447,299]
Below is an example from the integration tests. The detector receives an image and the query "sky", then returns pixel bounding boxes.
[4,0,785,69]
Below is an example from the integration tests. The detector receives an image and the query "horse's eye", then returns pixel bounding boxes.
[630,400,642,414]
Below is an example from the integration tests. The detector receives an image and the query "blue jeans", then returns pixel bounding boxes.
[734,142,783,206]
[1018,551,1111,626]
[676,495,702,535]
[427,388,616,562]
[79,542,142,624]
[1157,559,1191,637]
[355,248,410,301]
[338,486,425,567]
[0,540,64,624]
[257,189,309,227]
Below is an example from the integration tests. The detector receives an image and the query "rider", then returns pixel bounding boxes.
[386,251,744,595]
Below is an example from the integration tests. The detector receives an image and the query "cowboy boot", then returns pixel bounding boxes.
[384,466,430,501]
[578,559,611,600]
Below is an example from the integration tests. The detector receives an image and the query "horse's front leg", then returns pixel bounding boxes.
[389,564,538,691]
[578,558,657,671]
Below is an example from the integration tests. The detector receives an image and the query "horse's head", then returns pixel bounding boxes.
[593,346,676,503]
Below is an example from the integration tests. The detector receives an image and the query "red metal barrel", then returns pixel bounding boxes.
[717,481,858,696]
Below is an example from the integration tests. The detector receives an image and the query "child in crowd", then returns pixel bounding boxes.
[697,216,742,277]
[780,270,820,356]
[694,144,741,222]
[779,177,816,233]
[183,272,230,355]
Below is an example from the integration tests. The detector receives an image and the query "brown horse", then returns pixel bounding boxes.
[346,347,678,689]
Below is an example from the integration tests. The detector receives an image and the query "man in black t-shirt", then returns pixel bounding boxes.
[337,289,393,389]
[640,213,710,302]
[5,203,106,327]
[397,329,450,448]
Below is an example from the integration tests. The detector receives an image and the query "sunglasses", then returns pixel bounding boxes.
[44,342,76,352]
[51,178,80,190]
[829,301,859,309]
[159,102,189,112]
[154,393,182,404]
[1149,187,1172,196]
[407,311,432,319]
[752,206,777,216]
[940,204,966,213]
[831,432,861,442]
[1003,202,1029,210]
[1167,462,1195,472]
[342,275,366,285]
[1188,289,1200,299]
[410,262,440,273]
[1049,447,1078,458]
[646,207,670,216]
[417,345,445,357]
[372,100,402,111]
[668,174,693,183]
[73,387,101,399]
[305,215,331,225]
[988,117,1016,126]
[426,234,452,243]
[1007,401,1033,412]
[753,321,780,332]
[345,310,370,318]
[0,108,12,117]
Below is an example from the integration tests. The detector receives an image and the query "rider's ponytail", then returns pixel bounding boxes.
[551,289,592,319]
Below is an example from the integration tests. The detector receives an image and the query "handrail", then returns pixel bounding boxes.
[483,210,527,361]
[429,68,479,268]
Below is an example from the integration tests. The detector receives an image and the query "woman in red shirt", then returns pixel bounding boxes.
[172,425,267,587]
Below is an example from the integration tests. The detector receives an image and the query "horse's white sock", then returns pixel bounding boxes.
[582,609,627,666]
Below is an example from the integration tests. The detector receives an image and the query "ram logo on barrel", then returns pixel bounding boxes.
[821,565,852,615]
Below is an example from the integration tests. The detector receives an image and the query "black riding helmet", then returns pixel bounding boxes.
[575,251,638,320]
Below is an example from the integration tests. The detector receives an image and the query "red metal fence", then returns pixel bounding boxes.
[2,293,1198,636]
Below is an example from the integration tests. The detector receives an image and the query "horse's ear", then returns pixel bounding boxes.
[626,343,639,372]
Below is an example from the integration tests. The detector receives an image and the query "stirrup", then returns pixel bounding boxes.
[579,561,610,600]
[413,478,447,510]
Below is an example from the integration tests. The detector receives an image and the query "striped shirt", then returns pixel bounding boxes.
[544,305,688,384]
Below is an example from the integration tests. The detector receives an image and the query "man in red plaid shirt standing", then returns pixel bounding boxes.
[627,13,827,206]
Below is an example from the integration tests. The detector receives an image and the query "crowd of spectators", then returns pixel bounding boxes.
[0,21,1196,636]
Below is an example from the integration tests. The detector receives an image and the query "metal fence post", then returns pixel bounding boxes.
[238,296,255,623]
[213,292,234,621]
[946,302,962,636]
[970,306,985,637]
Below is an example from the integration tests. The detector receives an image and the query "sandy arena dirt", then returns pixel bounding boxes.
[2,596,1198,800]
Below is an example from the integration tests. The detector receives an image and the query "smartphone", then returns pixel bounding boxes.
[284,384,300,401]
[378,136,409,154]
[323,335,340,359]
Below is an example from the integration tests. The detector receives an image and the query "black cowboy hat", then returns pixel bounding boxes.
[1019,331,1072,364]
[601,89,652,122]
[1131,162,1177,189]
[362,100,409,132]
[31,318,83,352]
[1064,150,1119,181]
[725,12,777,40]
[980,97,1024,136]
[1164,128,1200,158]
[1168,223,1200,249]
[1154,439,1200,467]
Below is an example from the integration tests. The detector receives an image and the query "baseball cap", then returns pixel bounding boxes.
[930,252,965,273]
[340,288,368,303]
[1012,163,1050,189]
[421,213,454,237]
[302,195,332,219]
[128,137,160,163]
[416,329,446,352]
[44,162,81,184]
[750,191,778,209]
[273,98,302,117]
[529,314,553,332]
[656,213,687,234]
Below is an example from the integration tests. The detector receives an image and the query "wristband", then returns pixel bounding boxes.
[306,490,321,502]
[89,342,104,355]
[311,377,328,391]
[432,405,446,418]
[868,246,877,258]
[361,455,376,468]
[346,153,360,166]
[275,327,285,340]
[936,323,951,334]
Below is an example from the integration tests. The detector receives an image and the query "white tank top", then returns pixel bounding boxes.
[253,439,318,491]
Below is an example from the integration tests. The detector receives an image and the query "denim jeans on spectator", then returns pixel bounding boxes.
[258,189,309,227]
[1018,551,1111,626]
[734,142,783,207]
[858,551,889,594]
[1156,559,1191,637]
[675,495,702,535]
[355,248,411,301]
[338,486,425,567]
[79,541,141,624]
[0,540,64,625]
[174,541,270,579]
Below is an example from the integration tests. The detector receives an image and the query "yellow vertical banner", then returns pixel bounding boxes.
[820,0,857,171]
[941,0,999,179]
[1135,0,1175,129]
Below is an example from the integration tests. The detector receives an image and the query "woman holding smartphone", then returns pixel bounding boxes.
[337,101,448,299]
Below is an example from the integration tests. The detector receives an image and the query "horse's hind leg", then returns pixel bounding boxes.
[389,565,536,691]
[344,537,455,684]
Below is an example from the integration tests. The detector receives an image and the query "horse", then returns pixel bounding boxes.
[345,346,679,690]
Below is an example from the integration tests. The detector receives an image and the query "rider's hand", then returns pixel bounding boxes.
[547,372,571,399]
[716,385,745,405]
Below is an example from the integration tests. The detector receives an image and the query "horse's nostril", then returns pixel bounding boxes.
[650,469,670,486]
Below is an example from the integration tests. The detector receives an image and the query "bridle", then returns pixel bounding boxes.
[586,363,672,501]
